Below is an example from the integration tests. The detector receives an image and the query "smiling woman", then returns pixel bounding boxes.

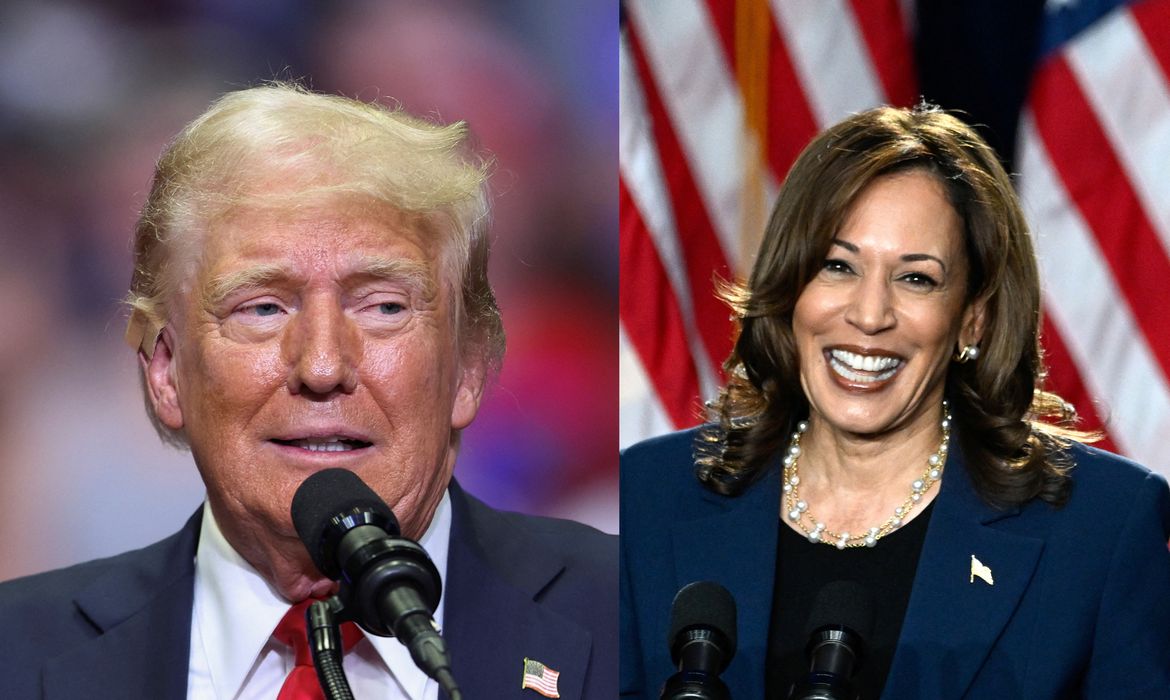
[620,104,1170,699]
[792,170,977,447]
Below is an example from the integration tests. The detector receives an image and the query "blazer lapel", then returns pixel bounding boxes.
[42,510,200,700]
[443,482,595,700]
[883,448,1044,699]
[670,466,782,700]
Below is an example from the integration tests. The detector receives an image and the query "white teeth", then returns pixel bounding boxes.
[828,349,901,383]
[290,437,355,452]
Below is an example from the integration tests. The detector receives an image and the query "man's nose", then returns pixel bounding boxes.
[283,299,359,396]
[843,276,896,335]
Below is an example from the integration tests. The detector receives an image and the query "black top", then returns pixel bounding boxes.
[765,502,934,700]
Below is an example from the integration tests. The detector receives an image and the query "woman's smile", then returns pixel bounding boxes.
[793,170,982,437]
[825,347,905,389]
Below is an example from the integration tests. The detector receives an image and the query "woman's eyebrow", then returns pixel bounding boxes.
[830,239,948,272]
[902,252,947,272]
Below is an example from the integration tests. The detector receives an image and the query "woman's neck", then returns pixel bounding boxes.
[789,404,947,534]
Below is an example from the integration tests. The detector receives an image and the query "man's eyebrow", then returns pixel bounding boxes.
[201,257,438,310]
[203,263,288,309]
[355,256,437,302]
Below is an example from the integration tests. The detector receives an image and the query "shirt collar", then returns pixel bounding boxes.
[193,490,452,699]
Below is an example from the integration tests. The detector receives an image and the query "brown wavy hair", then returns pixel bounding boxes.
[697,104,1094,507]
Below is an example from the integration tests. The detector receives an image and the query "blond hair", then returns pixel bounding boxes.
[126,82,503,446]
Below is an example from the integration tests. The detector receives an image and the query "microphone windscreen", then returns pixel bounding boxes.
[669,580,738,659]
[804,580,875,640]
[291,468,398,574]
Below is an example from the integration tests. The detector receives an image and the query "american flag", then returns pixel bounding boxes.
[521,657,561,698]
[1019,0,1170,473]
[619,0,1170,482]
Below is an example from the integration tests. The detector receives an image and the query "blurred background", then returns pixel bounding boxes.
[0,0,617,582]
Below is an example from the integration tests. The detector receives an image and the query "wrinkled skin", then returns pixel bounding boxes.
[142,200,485,601]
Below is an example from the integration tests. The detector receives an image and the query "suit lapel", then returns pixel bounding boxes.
[42,510,200,700]
[670,466,781,700]
[883,448,1044,699]
[443,482,594,700]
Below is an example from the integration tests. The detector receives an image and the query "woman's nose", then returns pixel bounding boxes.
[843,276,896,335]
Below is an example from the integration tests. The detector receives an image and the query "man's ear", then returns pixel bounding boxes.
[451,353,488,431]
[141,327,184,430]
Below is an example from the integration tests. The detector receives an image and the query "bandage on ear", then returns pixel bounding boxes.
[125,310,164,359]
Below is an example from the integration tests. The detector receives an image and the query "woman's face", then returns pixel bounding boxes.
[792,169,984,439]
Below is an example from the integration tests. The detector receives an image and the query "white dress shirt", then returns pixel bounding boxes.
[186,492,451,700]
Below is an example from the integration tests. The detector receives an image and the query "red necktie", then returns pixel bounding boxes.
[272,599,364,700]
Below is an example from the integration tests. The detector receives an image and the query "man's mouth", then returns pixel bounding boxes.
[827,348,903,384]
[272,437,373,452]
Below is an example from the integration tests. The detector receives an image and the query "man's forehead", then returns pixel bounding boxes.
[209,199,433,249]
[187,203,448,293]
[199,199,443,263]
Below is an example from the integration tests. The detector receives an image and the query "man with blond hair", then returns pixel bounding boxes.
[0,83,616,700]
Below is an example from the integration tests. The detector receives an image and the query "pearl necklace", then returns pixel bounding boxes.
[782,401,951,549]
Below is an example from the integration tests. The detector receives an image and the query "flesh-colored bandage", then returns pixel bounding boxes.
[125,310,164,359]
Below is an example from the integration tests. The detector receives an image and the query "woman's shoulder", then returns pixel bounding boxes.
[1033,440,1170,548]
[620,426,705,492]
[620,425,759,525]
[1059,439,1169,505]
[621,426,701,464]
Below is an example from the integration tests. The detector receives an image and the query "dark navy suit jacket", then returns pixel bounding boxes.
[0,481,617,699]
[621,429,1170,699]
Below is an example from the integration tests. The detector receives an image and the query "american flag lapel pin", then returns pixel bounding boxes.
[521,657,561,698]
[970,554,994,585]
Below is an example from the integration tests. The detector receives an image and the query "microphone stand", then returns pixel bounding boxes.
[308,597,355,700]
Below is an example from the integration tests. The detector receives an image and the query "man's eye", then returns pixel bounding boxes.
[379,302,405,315]
[250,303,281,316]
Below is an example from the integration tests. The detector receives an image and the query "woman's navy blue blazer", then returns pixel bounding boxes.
[620,427,1170,698]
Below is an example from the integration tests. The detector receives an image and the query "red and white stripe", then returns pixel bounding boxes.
[620,0,915,448]
[522,662,561,698]
[1019,0,1170,475]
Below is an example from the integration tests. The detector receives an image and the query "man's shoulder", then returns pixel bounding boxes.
[0,519,195,614]
[445,484,618,698]
[453,484,615,578]
[0,516,200,697]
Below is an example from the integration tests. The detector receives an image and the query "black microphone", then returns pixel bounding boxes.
[660,581,737,700]
[291,469,461,699]
[788,581,874,700]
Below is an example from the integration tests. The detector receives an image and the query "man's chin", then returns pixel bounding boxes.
[277,572,339,604]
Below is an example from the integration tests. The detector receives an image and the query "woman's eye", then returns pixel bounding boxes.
[900,272,939,288]
[822,258,853,274]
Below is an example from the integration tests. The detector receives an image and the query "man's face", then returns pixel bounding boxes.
[144,198,483,599]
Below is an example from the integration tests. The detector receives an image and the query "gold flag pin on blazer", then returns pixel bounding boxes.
[970,555,994,585]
